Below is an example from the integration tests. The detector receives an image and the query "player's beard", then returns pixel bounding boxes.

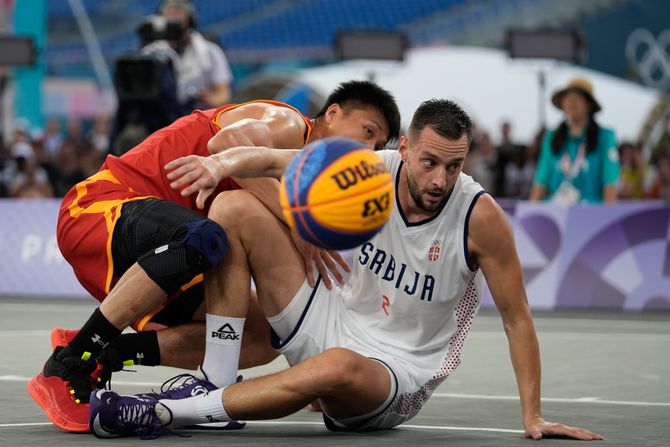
[406,165,448,212]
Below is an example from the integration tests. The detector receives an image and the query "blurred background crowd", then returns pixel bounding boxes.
[3,112,669,201]
[1,0,670,202]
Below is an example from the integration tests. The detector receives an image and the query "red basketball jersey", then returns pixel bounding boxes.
[57,100,313,303]
[102,100,313,214]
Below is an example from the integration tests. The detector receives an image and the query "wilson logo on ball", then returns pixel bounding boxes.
[279,137,394,250]
[330,160,388,190]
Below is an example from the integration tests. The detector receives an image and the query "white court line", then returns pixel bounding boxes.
[2,375,668,407]
[246,421,524,434]
[0,420,523,433]
[0,375,159,387]
[0,304,93,313]
[469,332,670,342]
[1,328,668,341]
[0,330,52,337]
[433,393,670,407]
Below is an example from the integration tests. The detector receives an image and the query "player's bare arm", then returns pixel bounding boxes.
[209,102,307,152]
[165,102,307,207]
[165,146,297,199]
[467,194,603,441]
[529,184,547,201]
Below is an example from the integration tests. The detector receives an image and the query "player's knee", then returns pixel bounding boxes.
[316,348,365,391]
[138,217,228,295]
[181,219,228,267]
[208,190,263,228]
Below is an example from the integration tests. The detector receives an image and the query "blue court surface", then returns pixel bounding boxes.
[1,297,668,446]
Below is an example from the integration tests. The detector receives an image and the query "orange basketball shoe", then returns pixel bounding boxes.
[50,327,78,350]
[27,347,98,432]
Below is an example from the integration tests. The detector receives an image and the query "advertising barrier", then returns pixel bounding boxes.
[0,199,88,298]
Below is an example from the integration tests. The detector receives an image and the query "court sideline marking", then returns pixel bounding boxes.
[2,329,670,341]
[2,375,668,407]
[0,420,524,433]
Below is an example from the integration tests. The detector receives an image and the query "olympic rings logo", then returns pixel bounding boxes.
[625,28,670,90]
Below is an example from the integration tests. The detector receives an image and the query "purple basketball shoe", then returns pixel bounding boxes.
[89,389,173,439]
[139,367,245,431]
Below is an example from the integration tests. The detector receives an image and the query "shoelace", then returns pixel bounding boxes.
[131,374,204,402]
[117,399,179,440]
[159,373,201,393]
[96,347,138,391]
[157,373,242,394]
[58,356,98,403]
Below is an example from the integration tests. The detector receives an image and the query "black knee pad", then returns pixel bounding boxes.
[138,218,228,295]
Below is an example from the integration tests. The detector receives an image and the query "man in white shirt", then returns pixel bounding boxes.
[159,0,232,108]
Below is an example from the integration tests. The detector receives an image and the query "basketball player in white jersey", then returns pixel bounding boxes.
[90,99,602,441]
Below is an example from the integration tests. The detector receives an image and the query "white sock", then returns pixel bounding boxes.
[202,314,245,387]
[158,387,230,427]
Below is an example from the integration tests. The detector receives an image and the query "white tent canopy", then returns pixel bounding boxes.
[297,46,659,144]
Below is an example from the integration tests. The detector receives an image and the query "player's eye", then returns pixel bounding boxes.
[447,162,461,171]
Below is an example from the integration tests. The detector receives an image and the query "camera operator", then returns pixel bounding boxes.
[156,0,232,108]
[111,1,233,155]
[110,16,189,155]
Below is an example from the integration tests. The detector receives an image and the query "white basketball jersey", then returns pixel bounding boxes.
[341,149,485,385]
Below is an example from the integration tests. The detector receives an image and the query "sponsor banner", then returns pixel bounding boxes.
[1,199,669,310]
[481,201,670,311]
[0,199,88,298]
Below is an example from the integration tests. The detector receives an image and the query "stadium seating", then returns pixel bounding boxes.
[43,0,622,77]
[44,0,463,76]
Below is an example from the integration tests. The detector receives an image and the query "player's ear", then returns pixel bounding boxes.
[398,135,409,161]
[323,103,341,124]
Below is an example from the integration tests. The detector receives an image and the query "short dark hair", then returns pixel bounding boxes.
[316,80,400,144]
[409,99,472,143]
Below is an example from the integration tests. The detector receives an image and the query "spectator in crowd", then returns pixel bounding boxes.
[618,142,645,200]
[653,115,670,160]
[90,113,112,154]
[8,119,31,148]
[530,77,620,204]
[0,139,10,197]
[53,139,86,197]
[462,131,495,192]
[64,117,90,152]
[1,141,33,194]
[43,117,64,158]
[493,120,523,197]
[29,129,61,192]
[504,145,536,199]
[647,152,670,201]
[9,156,53,199]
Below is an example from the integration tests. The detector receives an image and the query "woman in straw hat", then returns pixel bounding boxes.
[530,77,620,204]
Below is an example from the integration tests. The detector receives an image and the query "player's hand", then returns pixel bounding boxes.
[290,230,350,290]
[524,416,603,441]
[165,155,224,209]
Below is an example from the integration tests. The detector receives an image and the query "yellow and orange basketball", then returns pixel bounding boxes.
[279,137,394,250]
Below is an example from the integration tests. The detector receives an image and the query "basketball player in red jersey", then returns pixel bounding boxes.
[27,80,400,433]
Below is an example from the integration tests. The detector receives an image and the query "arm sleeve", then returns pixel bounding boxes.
[533,130,553,187]
[601,129,620,186]
[206,42,233,85]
